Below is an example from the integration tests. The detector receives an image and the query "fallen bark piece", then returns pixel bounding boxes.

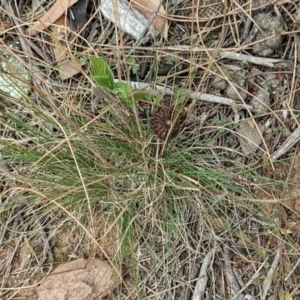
[100,0,158,41]
[36,258,117,300]
[130,0,168,39]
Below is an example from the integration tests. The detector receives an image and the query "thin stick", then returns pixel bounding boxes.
[285,255,300,281]
[271,127,300,161]
[223,247,246,300]
[261,247,282,300]
[192,250,214,300]
[115,80,255,110]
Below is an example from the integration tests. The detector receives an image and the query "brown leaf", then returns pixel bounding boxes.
[56,58,82,80]
[25,0,78,36]
[52,15,81,80]
[130,0,168,39]
[238,120,264,155]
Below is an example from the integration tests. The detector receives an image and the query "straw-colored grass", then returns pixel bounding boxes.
[1,0,300,299]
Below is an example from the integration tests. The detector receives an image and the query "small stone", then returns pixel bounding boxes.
[212,76,227,90]
[250,89,270,113]
[226,85,247,101]
[36,259,117,300]
[253,13,283,57]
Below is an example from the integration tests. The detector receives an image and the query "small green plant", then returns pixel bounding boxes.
[90,56,147,109]
[90,56,114,89]
[166,55,176,66]
[126,56,139,75]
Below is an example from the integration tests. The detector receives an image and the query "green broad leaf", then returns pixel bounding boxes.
[131,92,150,102]
[93,75,113,90]
[127,57,139,75]
[114,81,132,99]
[166,55,176,65]
[114,82,133,109]
[153,95,163,105]
[90,56,114,89]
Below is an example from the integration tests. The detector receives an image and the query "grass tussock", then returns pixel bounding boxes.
[1,0,300,299]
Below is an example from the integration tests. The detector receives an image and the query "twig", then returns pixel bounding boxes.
[192,250,214,300]
[231,256,268,300]
[261,247,282,300]
[223,247,246,300]
[190,92,253,110]
[285,255,300,282]
[150,46,300,77]
[271,127,300,161]
[233,268,245,292]
[249,217,275,227]
[123,80,255,110]
[218,51,299,76]
[179,264,200,300]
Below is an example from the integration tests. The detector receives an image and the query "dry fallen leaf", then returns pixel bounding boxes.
[130,0,168,39]
[36,258,118,300]
[25,0,78,36]
[52,15,82,80]
[238,120,264,155]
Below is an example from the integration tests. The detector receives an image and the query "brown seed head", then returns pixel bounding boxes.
[151,106,185,139]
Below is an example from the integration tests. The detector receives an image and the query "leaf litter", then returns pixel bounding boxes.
[1,0,300,299]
